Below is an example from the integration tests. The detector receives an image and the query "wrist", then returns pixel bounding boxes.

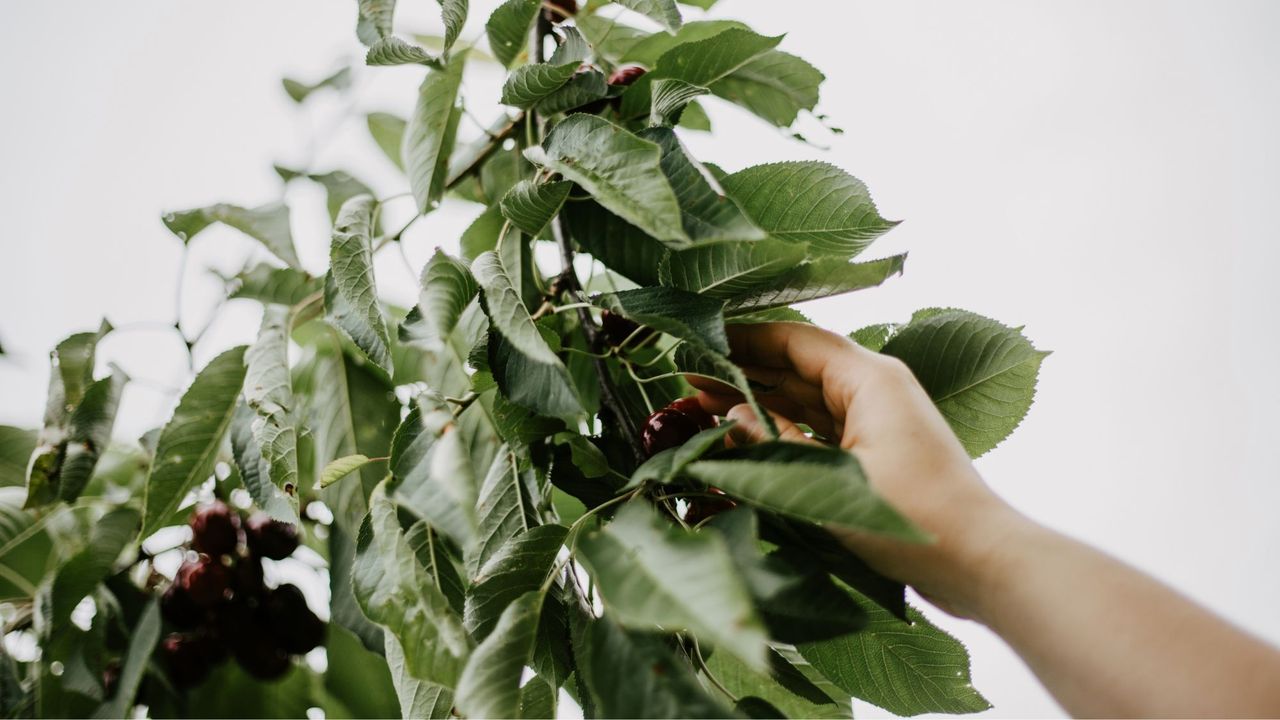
[942,493,1041,624]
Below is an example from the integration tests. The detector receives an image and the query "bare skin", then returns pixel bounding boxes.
[689,322,1280,718]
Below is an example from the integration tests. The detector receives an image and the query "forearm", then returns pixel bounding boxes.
[970,513,1280,718]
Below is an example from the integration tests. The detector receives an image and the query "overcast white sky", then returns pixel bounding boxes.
[2,1,1279,717]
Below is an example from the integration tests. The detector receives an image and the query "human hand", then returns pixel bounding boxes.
[688,322,1027,618]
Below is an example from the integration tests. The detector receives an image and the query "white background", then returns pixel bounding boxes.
[3,1,1279,717]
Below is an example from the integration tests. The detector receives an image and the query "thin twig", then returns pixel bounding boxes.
[552,217,646,463]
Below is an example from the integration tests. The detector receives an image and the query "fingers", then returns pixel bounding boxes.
[725,322,875,389]
[724,403,821,447]
[696,390,839,439]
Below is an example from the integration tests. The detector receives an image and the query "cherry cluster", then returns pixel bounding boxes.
[158,502,323,688]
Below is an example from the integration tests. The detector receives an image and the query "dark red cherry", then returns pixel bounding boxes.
[160,583,202,629]
[265,584,326,655]
[244,514,299,561]
[669,396,717,431]
[608,65,647,87]
[233,631,292,681]
[177,557,232,608]
[160,633,212,689]
[232,555,266,599]
[683,488,736,526]
[641,408,702,457]
[600,310,655,349]
[190,501,241,557]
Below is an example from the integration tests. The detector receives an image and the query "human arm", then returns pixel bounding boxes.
[689,321,1280,718]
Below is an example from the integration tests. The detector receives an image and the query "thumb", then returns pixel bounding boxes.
[725,403,820,447]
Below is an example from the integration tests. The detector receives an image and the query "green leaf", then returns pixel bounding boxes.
[460,204,507,261]
[224,263,320,306]
[650,78,709,127]
[276,167,379,226]
[417,248,479,348]
[325,194,394,375]
[576,502,767,669]
[385,634,455,718]
[404,51,467,213]
[163,202,301,269]
[627,421,734,488]
[799,593,991,716]
[406,520,467,615]
[722,162,898,257]
[537,69,610,116]
[502,63,582,109]
[353,480,471,686]
[683,442,925,539]
[525,114,690,247]
[437,0,468,53]
[0,427,36,487]
[389,403,479,545]
[244,304,292,414]
[464,524,567,639]
[319,454,374,488]
[576,14,651,64]
[455,591,544,720]
[560,199,668,287]
[722,254,907,314]
[849,322,900,352]
[499,180,573,237]
[51,323,110,409]
[520,676,556,719]
[652,27,782,86]
[474,251,584,420]
[323,625,403,719]
[662,240,806,300]
[579,615,733,718]
[229,403,298,524]
[357,0,396,44]
[49,507,138,630]
[678,98,712,130]
[367,35,438,66]
[704,647,852,719]
[617,19,746,67]
[613,0,682,31]
[0,489,53,601]
[881,309,1048,458]
[711,50,824,127]
[468,446,537,576]
[368,112,408,171]
[593,286,729,354]
[485,0,539,68]
[90,599,159,720]
[141,346,247,536]
[637,127,766,243]
[672,342,778,439]
[282,67,352,103]
[27,368,126,508]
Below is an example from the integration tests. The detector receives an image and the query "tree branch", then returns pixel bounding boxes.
[552,217,646,463]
